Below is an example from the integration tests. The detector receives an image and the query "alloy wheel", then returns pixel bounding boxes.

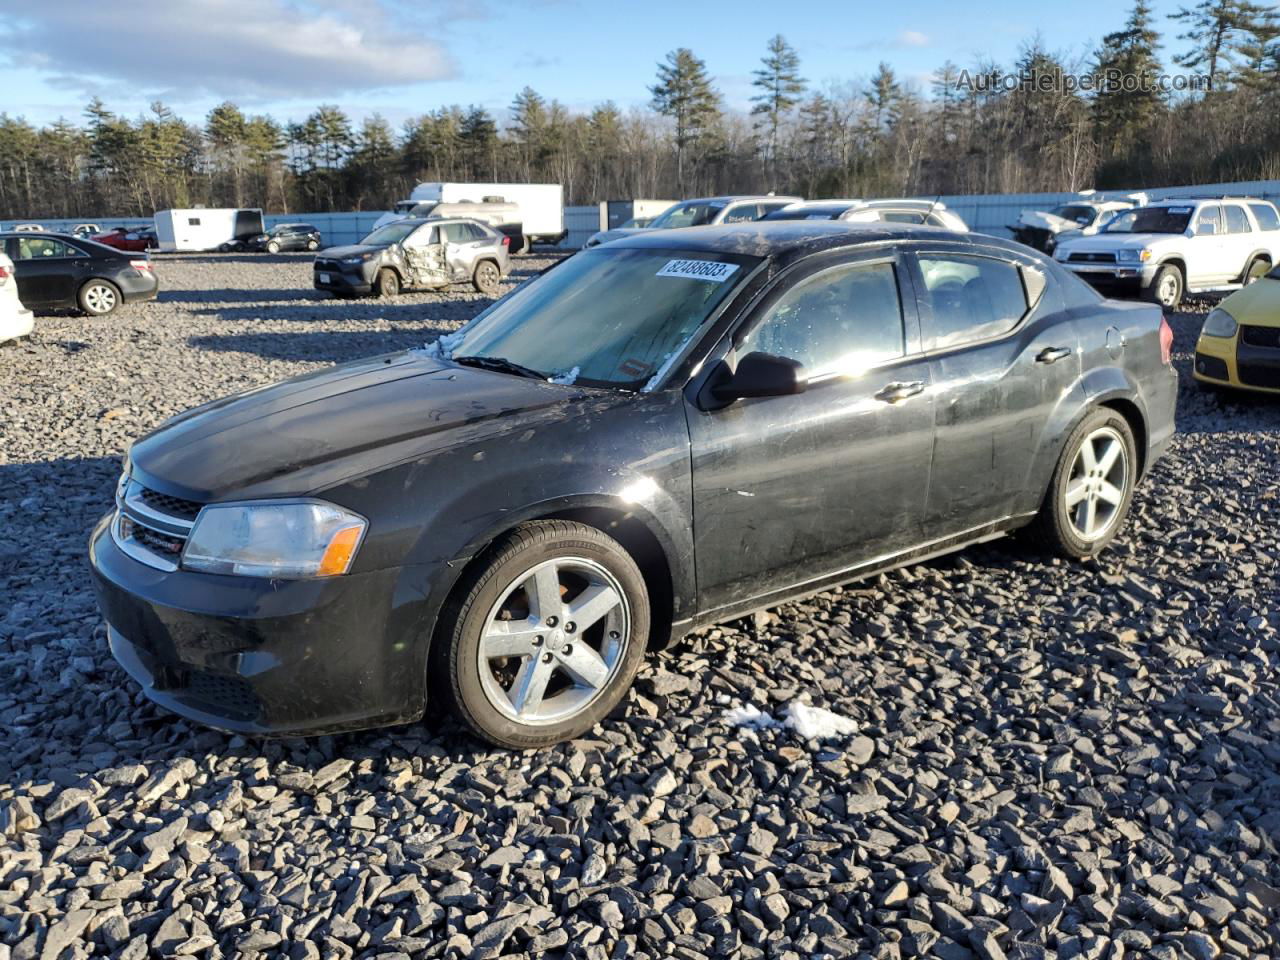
[1157,272,1180,307]
[1064,426,1129,541]
[477,556,630,726]
[84,283,117,314]
[476,262,500,293]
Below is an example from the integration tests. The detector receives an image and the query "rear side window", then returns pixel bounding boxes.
[881,211,926,224]
[721,204,762,224]
[1224,205,1251,234]
[740,261,905,378]
[1196,205,1222,236]
[917,255,1029,350]
[465,223,488,240]
[16,237,73,260]
[1250,204,1280,232]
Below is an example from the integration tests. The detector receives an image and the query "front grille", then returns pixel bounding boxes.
[139,487,203,521]
[186,672,261,721]
[1237,362,1280,389]
[1240,325,1280,349]
[112,478,201,571]
[1068,252,1117,264]
[314,258,342,271]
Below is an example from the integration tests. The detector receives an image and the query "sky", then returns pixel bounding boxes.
[0,0,1194,131]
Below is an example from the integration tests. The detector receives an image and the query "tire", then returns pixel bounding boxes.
[78,279,121,317]
[1026,408,1138,560]
[434,520,650,749]
[1144,264,1183,309]
[374,268,400,298]
[517,236,532,255]
[472,259,502,296]
[266,240,280,254]
[1243,257,1270,285]
[307,240,319,251]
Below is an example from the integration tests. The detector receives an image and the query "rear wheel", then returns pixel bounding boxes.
[435,520,650,748]
[1144,264,1183,309]
[1027,408,1137,559]
[473,259,501,296]
[79,280,121,316]
[374,268,400,298]
[517,236,531,255]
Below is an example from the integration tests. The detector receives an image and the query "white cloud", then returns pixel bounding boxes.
[899,30,930,48]
[0,1,457,101]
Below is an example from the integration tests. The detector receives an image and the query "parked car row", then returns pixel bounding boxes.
[0,232,158,316]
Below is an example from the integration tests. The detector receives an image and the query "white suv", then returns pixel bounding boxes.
[1053,197,1280,308]
[0,251,34,344]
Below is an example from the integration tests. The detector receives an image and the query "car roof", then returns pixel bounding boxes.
[605,219,1023,262]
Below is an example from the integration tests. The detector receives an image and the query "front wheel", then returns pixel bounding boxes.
[307,239,319,251]
[473,260,501,296]
[79,280,121,316]
[1144,264,1183,309]
[374,268,400,298]
[435,520,650,748]
[266,240,280,254]
[1026,408,1137,559]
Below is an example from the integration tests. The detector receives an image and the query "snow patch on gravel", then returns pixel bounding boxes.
[725,701,860,740]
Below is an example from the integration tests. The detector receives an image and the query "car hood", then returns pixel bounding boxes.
[1057,233,1166,254]
[317,243,384,260]
[588,227,649,246]
[1017,210,1084,234]
[1221,276,1280,326]
[128,351,603,502]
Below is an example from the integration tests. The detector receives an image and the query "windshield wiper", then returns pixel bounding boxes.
[452,355,546,380]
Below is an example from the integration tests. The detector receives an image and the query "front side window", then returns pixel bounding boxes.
[917,255,1029,350]
[1224,205,1251,234]
[16,237,72,260]
[1104,207,1193,234]
[1196,205,1222,236]
[362,221,420,246]
[446,247,758,388]
[739,260,905,379]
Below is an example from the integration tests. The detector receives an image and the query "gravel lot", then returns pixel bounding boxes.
[1,253,1278,960]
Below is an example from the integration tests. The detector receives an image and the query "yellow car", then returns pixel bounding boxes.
[1194,263,1280,393]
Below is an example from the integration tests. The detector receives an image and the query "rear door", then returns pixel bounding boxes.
[1223,204,1255,279]
[906,245,1078,537]
[10,236,80,306]
[1190,204,1230,284]
[401,224,449,288]
[686,249,936,612]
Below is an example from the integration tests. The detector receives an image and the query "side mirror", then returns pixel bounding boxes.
[708,352,807,405]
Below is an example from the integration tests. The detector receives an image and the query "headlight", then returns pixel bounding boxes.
[1053,246,1069,261]
[183,501,366,578]
[1116,248,1151,263]
[341,254,372,264]
[1201,308,1238,339]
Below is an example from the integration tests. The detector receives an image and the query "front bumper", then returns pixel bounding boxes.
[314,266,372,294]
[1194,330,1280,394]
[88,513,426,735]
[1059,261,1156,292]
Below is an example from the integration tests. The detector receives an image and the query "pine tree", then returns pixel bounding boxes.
[865,63,903,131]
[460,106,498,179]
[750,35,805,183]
[1170,0,1274,92]
[650,48,722,195]
[1092,1,1165,168]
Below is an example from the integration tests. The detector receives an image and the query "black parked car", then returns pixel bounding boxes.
[89,222,1177,747]
[247,223,323,253]
[1,232,159,316]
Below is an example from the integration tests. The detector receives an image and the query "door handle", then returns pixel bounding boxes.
[1036,346,1073,364]
[875,380,925,403]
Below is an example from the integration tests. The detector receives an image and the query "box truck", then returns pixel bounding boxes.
[372,183,566,250]
[154,208,265,252]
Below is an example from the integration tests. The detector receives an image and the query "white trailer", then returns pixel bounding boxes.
[154,208,265,252]
[378,183,566,249]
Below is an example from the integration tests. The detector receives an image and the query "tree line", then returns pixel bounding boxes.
[1,0,1278,220]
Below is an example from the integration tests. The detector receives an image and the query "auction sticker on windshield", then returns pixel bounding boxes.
[656,259,740,283]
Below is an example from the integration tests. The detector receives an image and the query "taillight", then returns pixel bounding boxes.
[130,259,152,271]
[0,265,8,284]
[501,236,510,248]
[1159,316,1174,365]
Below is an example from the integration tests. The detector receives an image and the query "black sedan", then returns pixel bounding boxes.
[1,232,159,316]
[89,222,1177,747]
[247,223,322,253]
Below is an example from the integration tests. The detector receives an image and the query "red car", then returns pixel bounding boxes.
[93,227,158,253]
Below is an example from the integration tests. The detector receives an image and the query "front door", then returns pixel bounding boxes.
[686,252,935,614]
[907,247,1081,537]
[400,224,449,289]
[9,235,79,306]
